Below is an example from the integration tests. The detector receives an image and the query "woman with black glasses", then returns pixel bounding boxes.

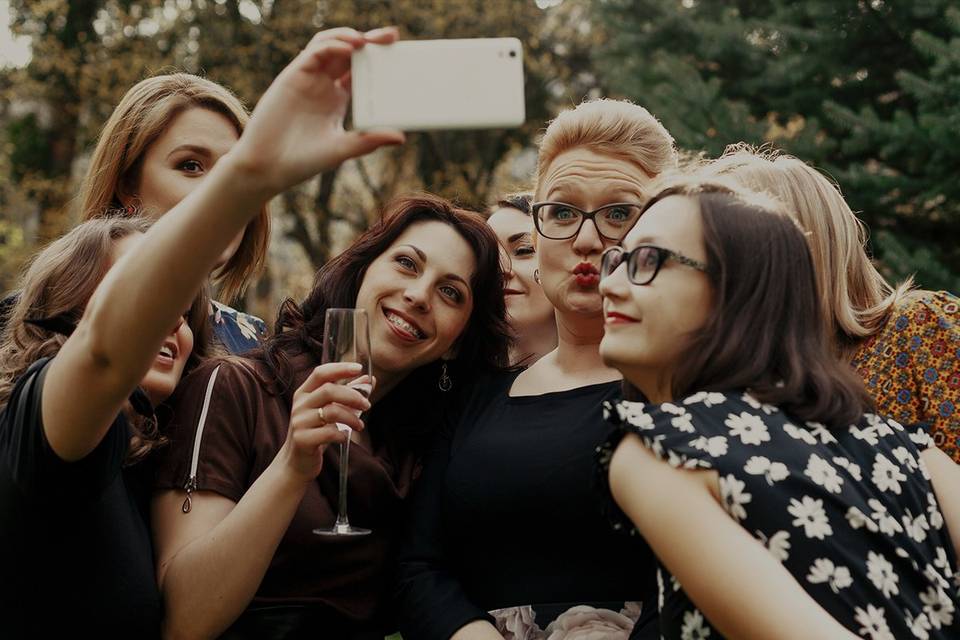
[596,179,960,639]
[396,99,676,640]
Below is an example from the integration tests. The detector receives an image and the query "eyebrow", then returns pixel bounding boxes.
[165,144,214,160]
[545,190,648,204]
[398,244,470,288]
[507,232,531,244]
[624,235,659,249]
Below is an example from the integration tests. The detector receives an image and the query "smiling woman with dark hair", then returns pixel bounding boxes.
[151,193,511,639]
[597,179,960,640]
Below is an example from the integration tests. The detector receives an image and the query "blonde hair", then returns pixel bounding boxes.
[77,73,269,303]
[0,218,216,462]
[535,98,678,198]
[698,144,912,355]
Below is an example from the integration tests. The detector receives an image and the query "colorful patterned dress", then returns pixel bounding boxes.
[852,290,960,462]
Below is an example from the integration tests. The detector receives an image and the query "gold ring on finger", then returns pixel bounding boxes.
[317,407,326,424]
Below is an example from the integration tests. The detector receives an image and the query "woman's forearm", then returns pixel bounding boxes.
[86,153,266,387]
[451,620,505,640]
[157,453,309,640]
[42,155,269,462]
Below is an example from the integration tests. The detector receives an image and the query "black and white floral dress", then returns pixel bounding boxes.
[597,390,960,640]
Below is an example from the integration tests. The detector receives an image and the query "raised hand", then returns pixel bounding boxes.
[281,362,371,482]
[230,27,406,197]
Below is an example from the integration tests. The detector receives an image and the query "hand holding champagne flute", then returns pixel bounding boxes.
[314,308,374,536]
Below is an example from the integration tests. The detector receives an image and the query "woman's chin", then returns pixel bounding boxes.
[140,374,176,407]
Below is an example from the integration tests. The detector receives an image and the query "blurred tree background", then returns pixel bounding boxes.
[0,0,958,319]
[595,0,960,291]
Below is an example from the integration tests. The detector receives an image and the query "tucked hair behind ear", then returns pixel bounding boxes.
[636,181,873,429]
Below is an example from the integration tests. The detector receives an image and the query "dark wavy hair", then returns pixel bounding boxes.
[257,194,511,444]
[627,181,873,429]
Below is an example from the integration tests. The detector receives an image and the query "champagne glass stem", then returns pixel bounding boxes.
[335,437,351,529]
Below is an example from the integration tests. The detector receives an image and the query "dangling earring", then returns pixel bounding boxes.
[533,269,541,285]
[438,361,452,392]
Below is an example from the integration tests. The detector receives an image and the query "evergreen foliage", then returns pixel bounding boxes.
[593,0,960,291]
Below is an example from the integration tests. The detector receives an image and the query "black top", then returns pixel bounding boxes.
[597,391,960,639]
[0,358,161,639]
[396,371,658,640]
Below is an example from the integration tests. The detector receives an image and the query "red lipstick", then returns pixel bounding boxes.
[605,311,639,325]
[573,262,599,287]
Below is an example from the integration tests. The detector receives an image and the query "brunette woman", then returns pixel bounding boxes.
[598,180,960,639]
[487,193,557,365]
[151,194,510,639]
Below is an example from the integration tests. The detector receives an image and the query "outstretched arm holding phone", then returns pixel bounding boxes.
[44,26,403,463]
[123,26,405,640]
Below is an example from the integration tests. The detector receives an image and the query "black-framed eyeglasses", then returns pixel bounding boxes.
[531,202,644,241]
[600,245,708,285]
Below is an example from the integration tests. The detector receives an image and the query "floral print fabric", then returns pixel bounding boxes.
[852,290,960,462]
[210,300,267,355]
[597,391,960,639]
[489,602,642,640]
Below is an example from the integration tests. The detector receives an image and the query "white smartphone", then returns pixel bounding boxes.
[351,38,525,131]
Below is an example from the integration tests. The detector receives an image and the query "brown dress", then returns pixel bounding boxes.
[155,354,419,637]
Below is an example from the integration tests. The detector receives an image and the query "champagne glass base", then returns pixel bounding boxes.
[313,524,372,536]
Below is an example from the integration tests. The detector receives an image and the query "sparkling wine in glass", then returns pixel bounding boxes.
[313,308,373,537]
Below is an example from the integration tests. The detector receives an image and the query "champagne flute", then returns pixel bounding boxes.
[313,308,373,537]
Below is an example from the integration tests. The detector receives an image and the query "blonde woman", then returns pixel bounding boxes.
[77,73,271,353]
[397,99,676,640]
[700,145,960,462]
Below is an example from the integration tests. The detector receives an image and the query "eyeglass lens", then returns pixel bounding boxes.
[601,246,663,285]
[537,204,641,239]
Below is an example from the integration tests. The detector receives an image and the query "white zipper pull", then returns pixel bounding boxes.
[182,477,198,513]
[181,364,222,515]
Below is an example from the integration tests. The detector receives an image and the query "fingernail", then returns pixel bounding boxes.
[365,26,397,37]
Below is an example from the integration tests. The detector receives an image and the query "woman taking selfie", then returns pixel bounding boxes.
[487,193,557,365]
[152,193,510,639]
[700,146,960,462]
[397,99,677,640]
[597,180,960,639]
[0,24,405,638]
[0,217,212,638]
[77,71,272,353]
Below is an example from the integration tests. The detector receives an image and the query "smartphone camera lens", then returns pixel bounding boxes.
[509,50,517,58]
